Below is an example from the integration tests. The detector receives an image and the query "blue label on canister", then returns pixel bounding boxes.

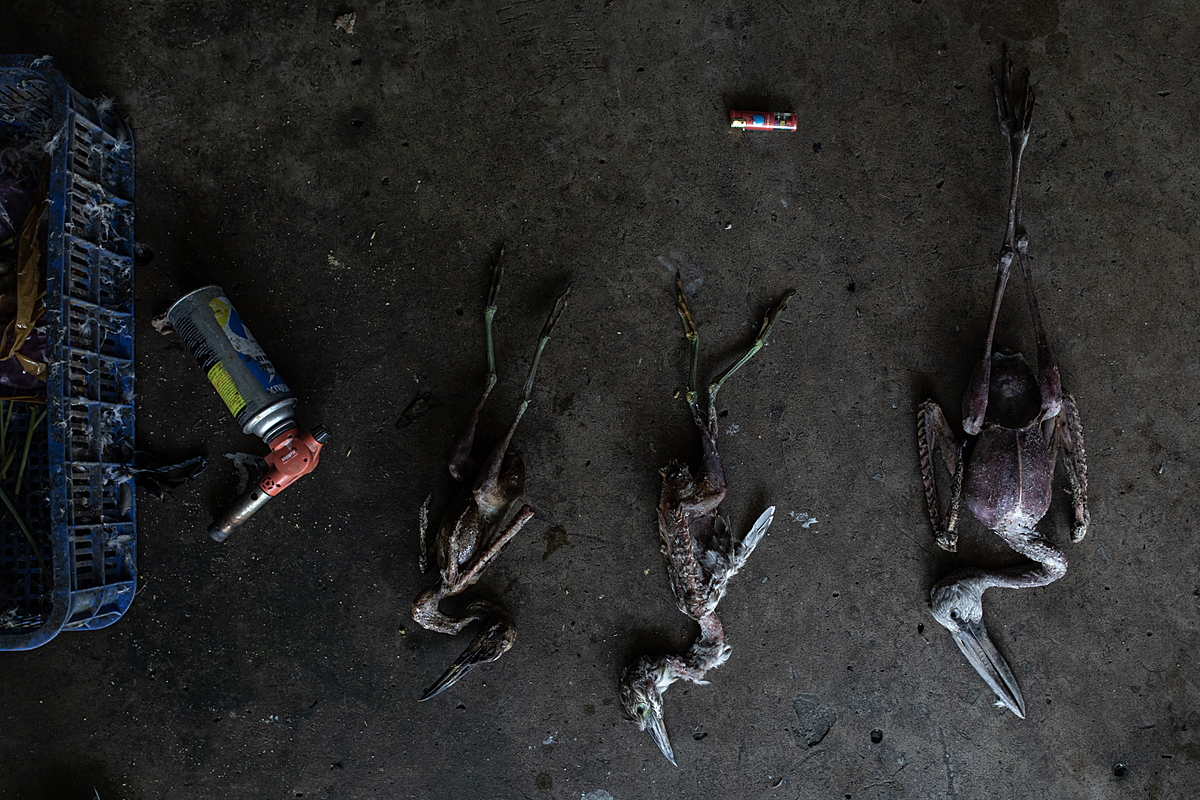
[207,296,291,397]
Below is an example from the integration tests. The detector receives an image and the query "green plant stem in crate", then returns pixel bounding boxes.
[0,485,46,579]
[15,406,45,495]
[0,399,49,581]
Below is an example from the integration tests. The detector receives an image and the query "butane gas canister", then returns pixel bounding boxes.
[167,285,326,542]
[167,286,297,444]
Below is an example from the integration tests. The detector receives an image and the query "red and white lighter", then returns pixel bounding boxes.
[729,110,797,131]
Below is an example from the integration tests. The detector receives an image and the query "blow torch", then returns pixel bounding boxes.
[167,286,328,542]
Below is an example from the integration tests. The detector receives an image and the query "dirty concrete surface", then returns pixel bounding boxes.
[2,1,1198,798]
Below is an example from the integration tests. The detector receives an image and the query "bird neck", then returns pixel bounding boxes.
[676,613,731,681]
[697,613,724,647]
[642,615,731,691]
[977,524,1069,590]
[951,549,1067,599]
[412,592,502,636]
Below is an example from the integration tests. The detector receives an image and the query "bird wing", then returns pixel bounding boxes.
[732,506,773,573]
[700,514,734,575]
[702,505,775,612]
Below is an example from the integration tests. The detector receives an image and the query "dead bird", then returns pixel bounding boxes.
[620,277,792,765]
[412,247,570,701]
[917,52,1089,719]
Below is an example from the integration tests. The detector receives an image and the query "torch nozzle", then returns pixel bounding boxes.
[209,487,274,542]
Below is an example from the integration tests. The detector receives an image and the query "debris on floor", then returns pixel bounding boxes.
[130,450,208,500]
[792,694,837,747]
[395,390,439,428]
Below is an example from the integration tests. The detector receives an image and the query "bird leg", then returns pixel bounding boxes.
[697,286,791,499]
[705,288,793,413]
[1015,231,1063,425]
[998,55,1062,427]
[472,282,571,512]
[448,247,506,483]
[458,504,535,589]
[917,400,965,552]
[674,275,704,428]
[451,505,535,600]
[671,277,727,515]
[961,251,1012,436]
[1053,392,1089,542]
[993,48,1034,246]
[672,278,793,514]
[963,54,1034,436]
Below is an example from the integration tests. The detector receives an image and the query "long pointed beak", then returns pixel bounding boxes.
[419,617,514,702]
[420,654,480,702]
[949,618,1026,719]
[645,710,676,766]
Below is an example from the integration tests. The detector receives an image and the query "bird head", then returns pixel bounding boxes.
[929,579,983,633]
[419,606,515,702]
[929,577,1026,719]
[620,657,677,765]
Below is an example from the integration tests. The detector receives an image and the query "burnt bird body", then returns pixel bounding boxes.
[411,248,570,701]
[918,52,1089,719]
[621,277,790,764]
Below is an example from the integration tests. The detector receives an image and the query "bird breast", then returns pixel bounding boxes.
[963,424,1054,531]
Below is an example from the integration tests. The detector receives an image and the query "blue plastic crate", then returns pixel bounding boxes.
[0,55,137,649]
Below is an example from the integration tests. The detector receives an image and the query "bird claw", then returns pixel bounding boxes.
[991,48,1034,145]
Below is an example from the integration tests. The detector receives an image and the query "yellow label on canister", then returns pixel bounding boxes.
[206,361,247,417]
[208,297,232,328]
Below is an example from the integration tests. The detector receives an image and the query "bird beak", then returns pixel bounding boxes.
[419,651,480,702]
[949,618,1027,719]
[419,616,513,702]
[644,710,677,766]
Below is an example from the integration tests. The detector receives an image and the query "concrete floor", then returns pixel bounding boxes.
[2,1,1198,798]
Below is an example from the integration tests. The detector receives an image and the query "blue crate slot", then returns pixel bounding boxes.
[0,56,136,649]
